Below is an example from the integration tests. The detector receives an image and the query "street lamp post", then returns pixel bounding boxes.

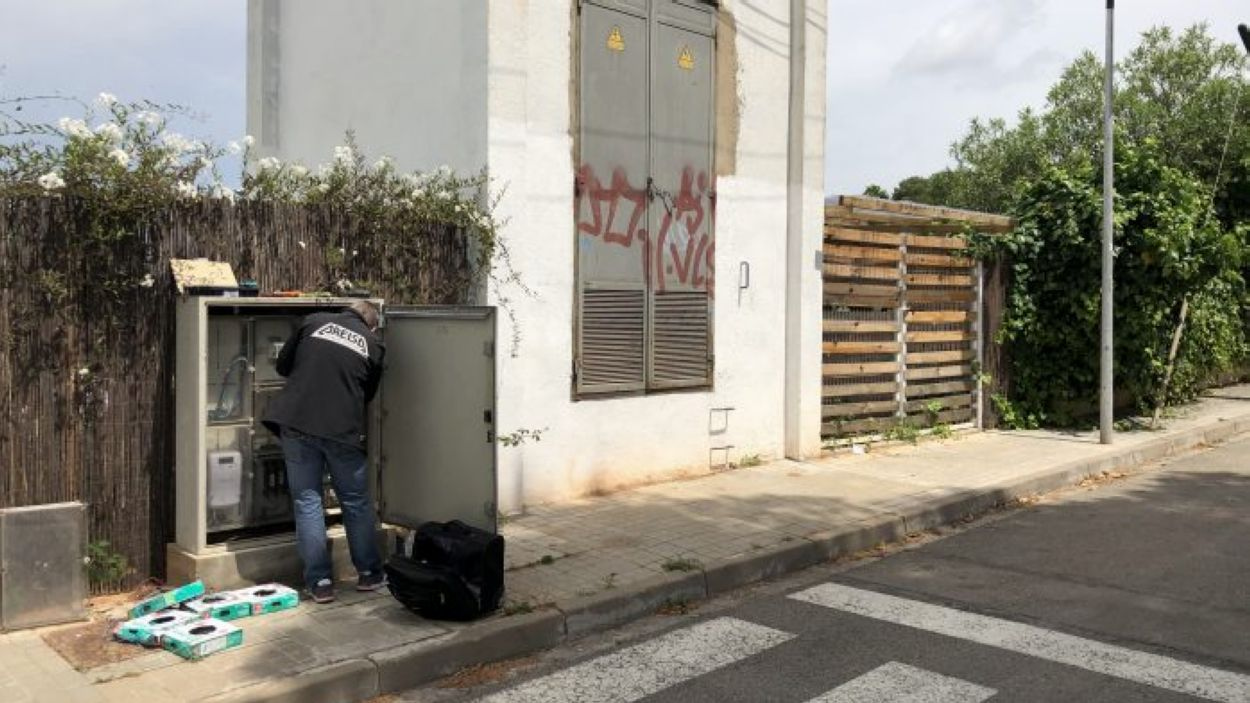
[1100,0,1115,444]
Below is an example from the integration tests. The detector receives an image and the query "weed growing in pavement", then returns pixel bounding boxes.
[661,557,702,573]
[502,600,535,616]
[657,597,697,616]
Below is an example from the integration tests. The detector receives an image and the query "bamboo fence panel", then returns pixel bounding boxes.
[0,197,470,587]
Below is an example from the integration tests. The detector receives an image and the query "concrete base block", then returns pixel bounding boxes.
[704,540,824,596]
[202,658,379,703]
[371,610,565,693]
[166,527,391,590]
[561,571,706,639]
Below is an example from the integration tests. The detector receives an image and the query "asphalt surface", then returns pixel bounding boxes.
[401,433,1250,702]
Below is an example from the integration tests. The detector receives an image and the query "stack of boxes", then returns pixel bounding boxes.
[112,581,300,660]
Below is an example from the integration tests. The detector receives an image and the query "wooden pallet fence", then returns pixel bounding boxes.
[821,195,1012,441]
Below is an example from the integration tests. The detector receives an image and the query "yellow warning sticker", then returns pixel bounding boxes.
[607,26,625,52]
[678,46,695,71]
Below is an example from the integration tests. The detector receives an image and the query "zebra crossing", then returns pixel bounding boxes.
[473,582,1250,702]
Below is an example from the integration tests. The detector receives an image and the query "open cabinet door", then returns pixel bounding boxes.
[378,306,497,533]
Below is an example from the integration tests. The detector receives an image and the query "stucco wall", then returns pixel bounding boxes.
[487,0,827,511]
[246,0,826,511]
[247,0,488,173]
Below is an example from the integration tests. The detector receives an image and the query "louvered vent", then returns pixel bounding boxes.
[651,291,711,387]
[579,289,646,392]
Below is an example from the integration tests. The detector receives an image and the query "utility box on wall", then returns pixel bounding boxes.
[169,297,497,589]
[0,502,87,631]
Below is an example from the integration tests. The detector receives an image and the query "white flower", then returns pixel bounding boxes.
[411,187,425,199]
[78,367,90,377]
[436,191,450,200]
[57,117,91,138]
[210,183,236,203]
[38,172,66,191]
[241,135,255,149]
[401,173,421,186]
[374,156,393,171]
[317,182,331,194]
[174,181,197,198]
[437,164,451,176]
[162,132,195,155]
[290,165,308,177]
[108,149,130,168]
[96,92,118,106]
[139,274,155,288]
[351,249,358,257]
[297,240,307,249]
[338,247,346,255]
[256,157,281,172]
[135,111,162,126]
[455,204,464,213]
[199,156,213,170]
[333,145,354,165]
[226,141,243,156]
[95,122,123,143]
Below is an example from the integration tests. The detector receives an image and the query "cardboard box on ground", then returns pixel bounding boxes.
[112,580,299,660]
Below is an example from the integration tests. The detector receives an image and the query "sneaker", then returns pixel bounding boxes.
[309,579,335,604]
[356,571,388,592]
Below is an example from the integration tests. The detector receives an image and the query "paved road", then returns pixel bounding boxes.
[402,433,1250,702]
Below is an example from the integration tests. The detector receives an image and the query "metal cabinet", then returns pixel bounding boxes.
[173,297,497,563]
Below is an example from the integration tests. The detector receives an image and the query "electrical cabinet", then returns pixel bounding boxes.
[172,297,497,570]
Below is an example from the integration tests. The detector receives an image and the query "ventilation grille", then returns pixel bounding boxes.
[580,289,645,390]
[652,291,710,385]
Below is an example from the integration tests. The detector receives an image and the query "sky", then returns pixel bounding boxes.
[0,1,1245,195]
[826,0,1247,196]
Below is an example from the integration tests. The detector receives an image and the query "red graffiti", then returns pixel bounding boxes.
[655,167,714,293]
[575,164,715,295]
[576,165,648,248]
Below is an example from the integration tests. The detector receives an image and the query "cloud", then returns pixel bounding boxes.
[897,0,1044,76]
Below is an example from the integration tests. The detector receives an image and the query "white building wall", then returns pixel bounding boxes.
[487,0,827,510]
[247,0,488,174]
[247,0,826,511]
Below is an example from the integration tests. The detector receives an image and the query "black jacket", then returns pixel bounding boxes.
[262,309,384,448]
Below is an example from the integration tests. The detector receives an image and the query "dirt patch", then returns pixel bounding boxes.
[437,656,539,689]
[41,619,152,671]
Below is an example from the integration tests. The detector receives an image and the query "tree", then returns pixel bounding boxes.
[936,23,1250,425]
[862,184,890,199]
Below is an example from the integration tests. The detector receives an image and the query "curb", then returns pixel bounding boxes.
[371,609,565,693]
[561,570,706,638]
[201,659,378,703]
[205,413,1249,702]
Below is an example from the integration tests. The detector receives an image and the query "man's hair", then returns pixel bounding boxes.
[348,300,380,330]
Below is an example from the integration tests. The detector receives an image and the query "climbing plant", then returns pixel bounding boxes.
[974,139,1246,427]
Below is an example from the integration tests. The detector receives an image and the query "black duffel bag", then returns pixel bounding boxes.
[385,520,505,621]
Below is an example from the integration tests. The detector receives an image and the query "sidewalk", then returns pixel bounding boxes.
[4,385,1248,703]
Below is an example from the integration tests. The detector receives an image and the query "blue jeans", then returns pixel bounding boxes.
[280,429,383,590]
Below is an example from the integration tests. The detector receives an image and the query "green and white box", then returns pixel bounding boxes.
[182,591,253,621]
[238,584,299,615]
[114,610,199,646]
[162,619,243,660]
[129,580,206,619]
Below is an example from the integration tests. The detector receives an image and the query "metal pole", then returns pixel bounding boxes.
[1100,0,1115,444]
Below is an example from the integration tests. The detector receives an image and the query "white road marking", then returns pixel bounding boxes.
[478,617,793,703]
[807,661,996,702]
[790,582,1250,703]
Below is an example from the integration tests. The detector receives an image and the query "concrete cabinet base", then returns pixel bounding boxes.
[166,527,392,590]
